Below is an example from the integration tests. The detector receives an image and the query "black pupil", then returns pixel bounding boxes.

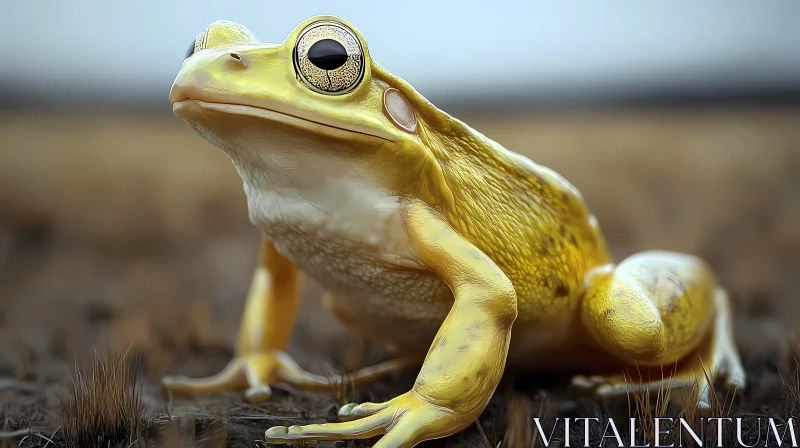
[307,39,348,71]
[185,40,195,59]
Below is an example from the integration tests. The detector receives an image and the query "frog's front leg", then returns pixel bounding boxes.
[265,200,518,447]
[573,251,745,409]
[162,234,406,402]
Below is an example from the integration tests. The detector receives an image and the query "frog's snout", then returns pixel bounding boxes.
[170,49,253,105]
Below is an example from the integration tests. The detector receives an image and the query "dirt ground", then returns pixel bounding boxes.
[0,107,799,446]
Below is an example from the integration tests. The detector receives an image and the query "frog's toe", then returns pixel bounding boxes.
[718,355,747,392]
[724,370,746,392]
[161,351,325,399]
[244,384,273,402]
[265,391,466,446]
[337,401,390,421]
[674,362,744,414]
[569,374,594,391]
[697,383,712,413]
[593,376,695,398]
[265,410,392,443]
[163,352,410,403]
[570,374,621,392]
[582,367,730,414]
[161,357,247,393]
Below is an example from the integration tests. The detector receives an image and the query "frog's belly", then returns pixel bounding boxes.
[325,272,453,352]
[268,220,455,351]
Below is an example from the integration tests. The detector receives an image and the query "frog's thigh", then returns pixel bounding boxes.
[576,251,745,408]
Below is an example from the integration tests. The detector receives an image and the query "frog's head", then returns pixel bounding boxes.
[171,16,479,208]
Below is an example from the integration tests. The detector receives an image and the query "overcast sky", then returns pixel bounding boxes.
[4,1,800,104]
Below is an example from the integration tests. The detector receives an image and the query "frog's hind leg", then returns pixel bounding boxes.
[574,251,745,409]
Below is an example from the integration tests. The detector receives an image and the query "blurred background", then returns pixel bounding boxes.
[1,0,799,443]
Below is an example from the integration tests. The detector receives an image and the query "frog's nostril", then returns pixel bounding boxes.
[228,53,247,67]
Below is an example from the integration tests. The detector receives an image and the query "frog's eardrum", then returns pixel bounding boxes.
[383,87,417,133]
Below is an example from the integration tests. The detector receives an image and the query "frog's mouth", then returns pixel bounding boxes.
[172,98,397,143]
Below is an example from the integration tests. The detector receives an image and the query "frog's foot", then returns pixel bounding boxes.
[162,351,407,403]
[571,361,743,412]
[572,289,745,411]
[265,391,468,447]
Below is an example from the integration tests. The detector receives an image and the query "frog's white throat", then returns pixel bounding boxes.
[192,118,414,269]
[221,138,409,262]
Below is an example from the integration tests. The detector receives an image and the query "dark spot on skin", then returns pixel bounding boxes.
[562,191,570,202]
[548,236,555,245]
[569,233,578,247]
[458,344,470,352]
[559,225,567,236]
[666,273,687,293]
[554,283,570,298]
[437,336,448,348]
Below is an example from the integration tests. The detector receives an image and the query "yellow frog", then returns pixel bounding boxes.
[165,16,745,447]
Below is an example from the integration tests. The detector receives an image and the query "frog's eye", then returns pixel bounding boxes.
[293,21,364,95]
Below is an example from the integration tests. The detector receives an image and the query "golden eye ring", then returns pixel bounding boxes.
[293,21,365,95]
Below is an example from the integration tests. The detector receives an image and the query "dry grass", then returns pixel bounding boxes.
[783,332,800,417]
[527,392,552,448]
[504,394,536,448]
[626,366,675,446]
[157,417,227,448]
[785,359,800,419]
[624,362,740,448]
[326,368,358,410]
[675,380,703,447]
[698,362,738,447]
[60,350,146,447]
[324,341,364,408]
